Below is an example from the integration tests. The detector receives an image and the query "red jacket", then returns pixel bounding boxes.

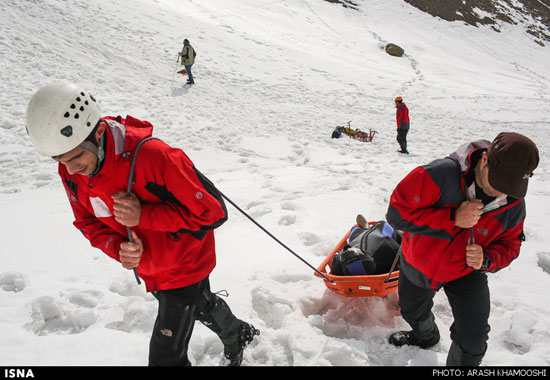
[396,103,409,130]
[59,116,227,292]
[386,140,525,290]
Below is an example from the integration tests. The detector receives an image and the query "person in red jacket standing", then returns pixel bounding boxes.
[394,96,410,154]
[386,132,539,366]
[25,82,259,366]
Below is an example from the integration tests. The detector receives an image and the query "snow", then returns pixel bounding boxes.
[1,0,550,367]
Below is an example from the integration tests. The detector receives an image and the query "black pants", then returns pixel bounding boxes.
[396,128,408,151]
[398,270,490,366]
[148,277,242,366]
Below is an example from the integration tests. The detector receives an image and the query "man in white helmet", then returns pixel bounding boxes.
[25,82,259,366]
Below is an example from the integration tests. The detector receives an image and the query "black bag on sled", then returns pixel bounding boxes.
[331,221,402,276]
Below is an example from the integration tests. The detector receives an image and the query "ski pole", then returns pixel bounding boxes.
[170,53,180,86]
[125,137,160,285]
[126,226,141,285]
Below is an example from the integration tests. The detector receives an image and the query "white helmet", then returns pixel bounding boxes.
[26,82,102,156]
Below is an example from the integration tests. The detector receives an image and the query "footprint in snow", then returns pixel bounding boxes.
[25,295,98,336]
[280,202,296,211]
[251,286,294,329]
[298,231,321,246]
[249,206,273,219]
[0,271,28,292]
[536,252,550,275]
[68,289,104,308]
[105,297,156,334]
[502,309,537,355]
[279,214,296,226]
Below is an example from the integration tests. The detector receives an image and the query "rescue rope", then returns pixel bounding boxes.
[126,137,334,285]
[217,189,335,284]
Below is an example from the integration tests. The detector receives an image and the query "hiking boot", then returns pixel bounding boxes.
[223,350,243,367]
[356,214,368,229]
[222,321,260,366]
[398,149,409,154]
[389,330,439,349]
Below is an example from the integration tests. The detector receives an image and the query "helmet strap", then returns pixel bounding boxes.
[79,135,105,176]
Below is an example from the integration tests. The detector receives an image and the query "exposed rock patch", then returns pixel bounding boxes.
[385,43,405,57]
[404,0,550,45]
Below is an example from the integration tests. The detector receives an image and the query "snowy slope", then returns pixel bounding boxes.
[0,0,549,366]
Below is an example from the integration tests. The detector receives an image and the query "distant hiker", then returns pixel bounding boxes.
[394,97,409,154]
[386,132,539,366]
[25,82,259,366]
[179,39,196,85]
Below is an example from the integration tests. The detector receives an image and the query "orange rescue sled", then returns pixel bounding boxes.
[315,224,400,297]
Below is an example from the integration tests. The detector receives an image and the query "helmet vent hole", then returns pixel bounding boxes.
[74,113,79,119]
[60,126,73,137]
[70,104,76,109]
[64,112,70,118]
[79,106,84,111]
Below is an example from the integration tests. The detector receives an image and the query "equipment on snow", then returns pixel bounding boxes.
[26,82,102,156]
[332,121,377,142]
[315,215,401,297]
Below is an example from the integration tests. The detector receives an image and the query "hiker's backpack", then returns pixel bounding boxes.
[130,137,228,240]
[331,221,402,276]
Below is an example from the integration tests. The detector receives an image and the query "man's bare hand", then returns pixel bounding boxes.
[112,191,141,227]
[119,231,143,269]
[465,243,484,270]
[455,199,483,228]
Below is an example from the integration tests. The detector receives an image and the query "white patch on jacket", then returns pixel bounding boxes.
[90,196,112,218]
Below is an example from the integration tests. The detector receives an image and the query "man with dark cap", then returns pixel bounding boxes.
[385,132,539,366]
